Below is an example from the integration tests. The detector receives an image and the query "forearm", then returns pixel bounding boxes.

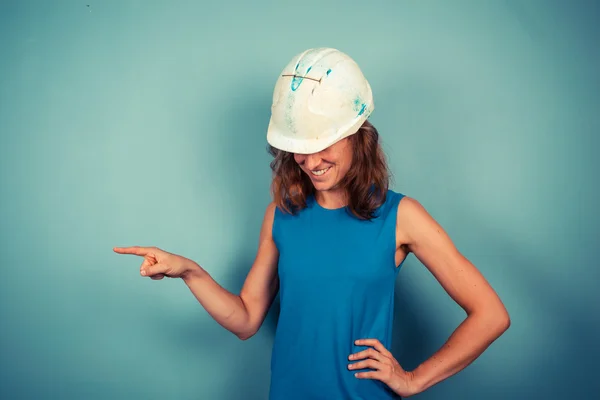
[182,266,252,339]
[409,309,510,395]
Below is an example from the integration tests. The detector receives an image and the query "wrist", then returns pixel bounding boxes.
[389,370,421,398]
[405,366,428,396]
[181,260,205,282]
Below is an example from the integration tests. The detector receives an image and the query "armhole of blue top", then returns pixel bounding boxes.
[391,192,406,274]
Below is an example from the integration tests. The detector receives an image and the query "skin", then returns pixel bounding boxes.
[114,135,510,397]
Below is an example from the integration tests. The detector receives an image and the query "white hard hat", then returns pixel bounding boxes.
[266,48,374,154]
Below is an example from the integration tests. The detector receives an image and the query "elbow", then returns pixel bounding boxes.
[236,332,254,341]
[486,306,511,336]
[470,303,511,337]
[236,327,258,341]
[235,297,258,341]
[497,308,511,333]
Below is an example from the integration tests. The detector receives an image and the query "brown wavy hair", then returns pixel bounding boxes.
[268,120,391,220]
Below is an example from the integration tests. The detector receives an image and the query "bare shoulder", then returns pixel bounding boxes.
[396,196,431,221]
[259,201,278,241]
[395,196,448,250]
[396,195,425,216]
[264,201,277,219]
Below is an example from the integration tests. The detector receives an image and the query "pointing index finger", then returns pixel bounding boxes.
[113,246,150,256]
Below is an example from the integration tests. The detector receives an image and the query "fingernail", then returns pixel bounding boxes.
[141,269,146,276]
[348,364,352,369]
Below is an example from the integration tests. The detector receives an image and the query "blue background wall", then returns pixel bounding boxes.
[1,1,598,398]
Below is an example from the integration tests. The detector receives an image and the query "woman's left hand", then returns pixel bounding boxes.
[349,338,418,398]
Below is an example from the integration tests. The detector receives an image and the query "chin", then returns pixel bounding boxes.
[312,180,335,191]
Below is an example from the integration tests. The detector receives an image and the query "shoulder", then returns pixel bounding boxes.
[266,201,280,224]
[259,202,278,238]
[394,195,441,246]
[266,201,278,216]
[396,195,422,216]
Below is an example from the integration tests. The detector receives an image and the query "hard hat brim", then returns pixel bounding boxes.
[266,114,369,155]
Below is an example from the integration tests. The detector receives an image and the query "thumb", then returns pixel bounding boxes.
[142,263,168,277]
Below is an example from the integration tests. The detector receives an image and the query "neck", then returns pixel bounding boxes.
[315,188,347,209]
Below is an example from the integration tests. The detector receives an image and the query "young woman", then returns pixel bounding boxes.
[114,48,510,399]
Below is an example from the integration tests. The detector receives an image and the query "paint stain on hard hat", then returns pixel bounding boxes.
[353,97,367,116]
[291,60,303,91]
[326,69,332,76]
[285,92,297,134]
[291,76,304,91]
[291,66,313,91]
[357,103,367,116]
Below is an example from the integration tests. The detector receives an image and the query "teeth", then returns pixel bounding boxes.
[311,167,329,176]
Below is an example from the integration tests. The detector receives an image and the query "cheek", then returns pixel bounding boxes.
[339,162,352,177]
[338,151,353,172]
[330,158,350,180]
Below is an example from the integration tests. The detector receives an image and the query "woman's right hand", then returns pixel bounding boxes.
[113,246,200,280]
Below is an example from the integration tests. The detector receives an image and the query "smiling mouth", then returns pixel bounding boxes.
[310,167,331,177]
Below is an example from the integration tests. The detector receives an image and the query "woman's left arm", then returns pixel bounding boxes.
[397,197,511,394]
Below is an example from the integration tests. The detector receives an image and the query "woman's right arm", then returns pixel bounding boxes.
[181,202,280,340]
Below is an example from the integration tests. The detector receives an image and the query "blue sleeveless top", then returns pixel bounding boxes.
[269,189,406,399]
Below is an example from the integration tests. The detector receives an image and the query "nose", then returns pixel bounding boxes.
[304,153,322,170]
